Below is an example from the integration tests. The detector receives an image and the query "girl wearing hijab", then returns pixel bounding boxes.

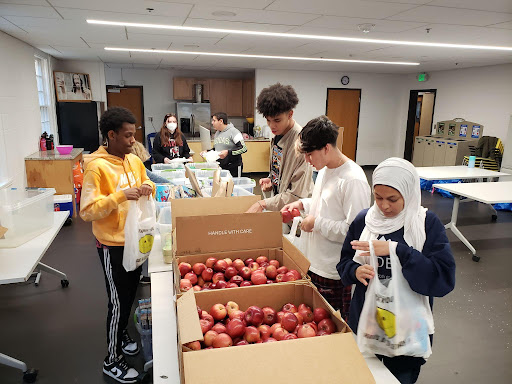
[337,157,456,384]
[152,113,191,163]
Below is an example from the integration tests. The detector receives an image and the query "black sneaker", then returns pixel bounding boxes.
[140,276,151,284]
[103,356,139,383]
[121,329,140,356]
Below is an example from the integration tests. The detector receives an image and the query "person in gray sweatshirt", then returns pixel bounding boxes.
[209,112,247,177]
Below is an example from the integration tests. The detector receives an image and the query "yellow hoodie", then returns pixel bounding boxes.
[80,146,155,246]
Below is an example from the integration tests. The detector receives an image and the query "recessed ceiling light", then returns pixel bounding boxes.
[88,19,512,51]
[211,11,237,17]
[104,47,420,65]
[358,23,375,33]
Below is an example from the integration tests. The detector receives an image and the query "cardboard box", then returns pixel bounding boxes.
[177,282,375,384]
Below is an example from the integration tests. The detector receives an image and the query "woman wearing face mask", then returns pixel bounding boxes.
[337,158,456,384]
[152,113,191,164]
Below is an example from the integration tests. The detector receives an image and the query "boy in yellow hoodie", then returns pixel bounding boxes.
[80,107,154,384]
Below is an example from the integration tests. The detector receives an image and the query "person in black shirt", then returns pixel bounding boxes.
[152,113,191,163]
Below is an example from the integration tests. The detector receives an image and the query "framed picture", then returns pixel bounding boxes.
[53,71,92,102]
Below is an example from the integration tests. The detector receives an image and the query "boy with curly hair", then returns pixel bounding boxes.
[247,83,313,213]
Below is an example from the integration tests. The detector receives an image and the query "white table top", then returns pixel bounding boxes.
[416,166,509,180]
[432,181,512,204]
[148,234,173,274]
[150,270,399,384]
[0,211,68,284]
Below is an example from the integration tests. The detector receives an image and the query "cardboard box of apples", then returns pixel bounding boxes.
[176,281,375,384]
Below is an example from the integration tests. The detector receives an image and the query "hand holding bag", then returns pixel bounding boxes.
[123,196,156,272]
[284,216,308,255]
[356,241,434,359]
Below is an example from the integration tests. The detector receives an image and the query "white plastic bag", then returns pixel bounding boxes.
[356,241,434,359]
[284,216,308,255]
[123,196,156,272]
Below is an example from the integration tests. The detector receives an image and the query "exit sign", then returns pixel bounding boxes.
[417,73,429,82]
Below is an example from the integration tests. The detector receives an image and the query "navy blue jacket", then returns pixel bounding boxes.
[336,208,456,334]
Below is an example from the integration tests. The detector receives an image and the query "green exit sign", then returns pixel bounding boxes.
[418,73,427,82]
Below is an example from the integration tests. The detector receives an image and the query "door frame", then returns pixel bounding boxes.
[325,87,362,159]
[404,88,437,161]
[106,85,146,143]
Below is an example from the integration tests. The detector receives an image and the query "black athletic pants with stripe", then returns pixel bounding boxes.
[97,244,141,364]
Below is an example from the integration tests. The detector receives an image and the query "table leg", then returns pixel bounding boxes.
[444,196,479,261]
[36,262,70,287]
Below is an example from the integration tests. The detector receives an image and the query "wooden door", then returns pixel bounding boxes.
[107,86,145,143]
[413,95,423,138]
[209,79,227,114]
[226,79,243,116]
[326,89,361,160]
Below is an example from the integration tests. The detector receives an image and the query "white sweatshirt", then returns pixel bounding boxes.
[301,160,371,280]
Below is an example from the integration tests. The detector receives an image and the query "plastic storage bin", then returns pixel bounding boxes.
[134,307,153,362]
[152,169,187,180]
[202,185,253,197]
[202,177,256,193]
[191,169,232,179]
[0,188,56,248]
[151,162,219,171]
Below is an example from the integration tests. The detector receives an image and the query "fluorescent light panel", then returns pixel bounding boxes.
[88,19,512,51]
[104,47,420,65]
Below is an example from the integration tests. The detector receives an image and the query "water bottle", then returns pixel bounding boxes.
[468,155,476,168]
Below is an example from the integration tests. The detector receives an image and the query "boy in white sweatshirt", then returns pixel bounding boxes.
[281,116,370,320]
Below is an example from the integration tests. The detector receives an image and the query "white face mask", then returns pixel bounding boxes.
[166,122,177,133]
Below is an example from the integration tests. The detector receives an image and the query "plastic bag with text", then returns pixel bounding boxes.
[356,241,434,359]
[123,196,156,272]
[283,216,308,255]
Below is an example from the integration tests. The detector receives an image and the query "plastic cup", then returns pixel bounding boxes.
[468,155,476,168]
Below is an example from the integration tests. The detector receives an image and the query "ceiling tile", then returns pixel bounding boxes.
[303,15,427,33]
[188,5,318,26]
[55,8,185,25]
[489,21,512,29]
[266,0,418,19]
[183,18,294,32]
[427,0,512,14]
[150,0,274,9]
[0,0,48,5]
[360,0,429,4]
[387,5,512,26]
[105,62,134,68]
[0,3,60,18]
[50,0,192,17]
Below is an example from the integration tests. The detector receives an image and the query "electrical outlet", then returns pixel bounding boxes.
[148,117,153,122]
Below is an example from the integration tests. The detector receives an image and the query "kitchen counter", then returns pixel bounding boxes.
[25,148,84,161]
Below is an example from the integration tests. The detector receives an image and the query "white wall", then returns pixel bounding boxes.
[54,60,107,103]
[104,67,252,134]
[255,69,405,165]
[0,31,44,188]
[396,64,512,157]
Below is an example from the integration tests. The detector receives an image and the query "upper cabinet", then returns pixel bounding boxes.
[173,76,254,117]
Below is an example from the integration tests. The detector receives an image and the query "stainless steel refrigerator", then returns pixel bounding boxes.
[176,103,211,137]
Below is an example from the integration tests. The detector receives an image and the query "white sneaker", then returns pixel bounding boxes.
[103,356,139,383]
[121,329,140,356]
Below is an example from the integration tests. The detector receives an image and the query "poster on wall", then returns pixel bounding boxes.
[53,71,92,102]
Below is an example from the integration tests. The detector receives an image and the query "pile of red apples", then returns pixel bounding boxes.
[179,256,301,292]
[185,301,337,350]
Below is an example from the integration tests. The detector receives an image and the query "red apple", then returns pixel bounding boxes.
[313,308,330,324]
[265,265,278,279]
[273,327,289,341]
[269,259,280,268]
[216,280,228,289]
[200,319,212,334]
[240,281,252,287]
[178,262,192,277]
[185,341,201,350]
[280,312,299,332]
[203,330,218,347]
[193,286,202,291]
[184,272,197,285]
[297,324,316,338]
[276,266,288,275]
[262,306,277,325]
[260,262,269,269]
[270,323,282,335]
[212,333,233,348]
[229,309,245,321]
[226,283,238,288]
[229,275,244,285]
[244,258,254,266]
[201,267,214,282]
[283,333,298,340]
[201,312,214,324]
[307,322,318,333]
[266,280,274,284]
[192,263,206,276]
[180,279,192,291]
[224,266,238,280]
[248,262,259,272]
[235,340,249,346]
[282,303,298,313]
[257,266,266,272]
[317,330,330,336]
[289,269,301,280]
[282,272,297,282]
[263,337,277,343]
[244,306,264,327]
[294,312,304,325]
[223,258,233,266]
[318,318,336,334]
[243,326,260,343]
[276,274,285,283]
[210,283,217,290]
[225,301,239,316]
[298,306,314,323]
[281,210,292,223]
[214,259,228,272]
[239,267,252,280]
[258,324,271,341]
[256,256,268,264]
[226,318,246,338]
[251,272,267,285]
[196,276,205,287]
[276,311,286,323]
[203,282,213,290]
[205,257,217,269]
[212,323,227,334]
[232,258,245,271]
[197,306,202,318]
[212,272,225,284]
[210,304,227,321]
